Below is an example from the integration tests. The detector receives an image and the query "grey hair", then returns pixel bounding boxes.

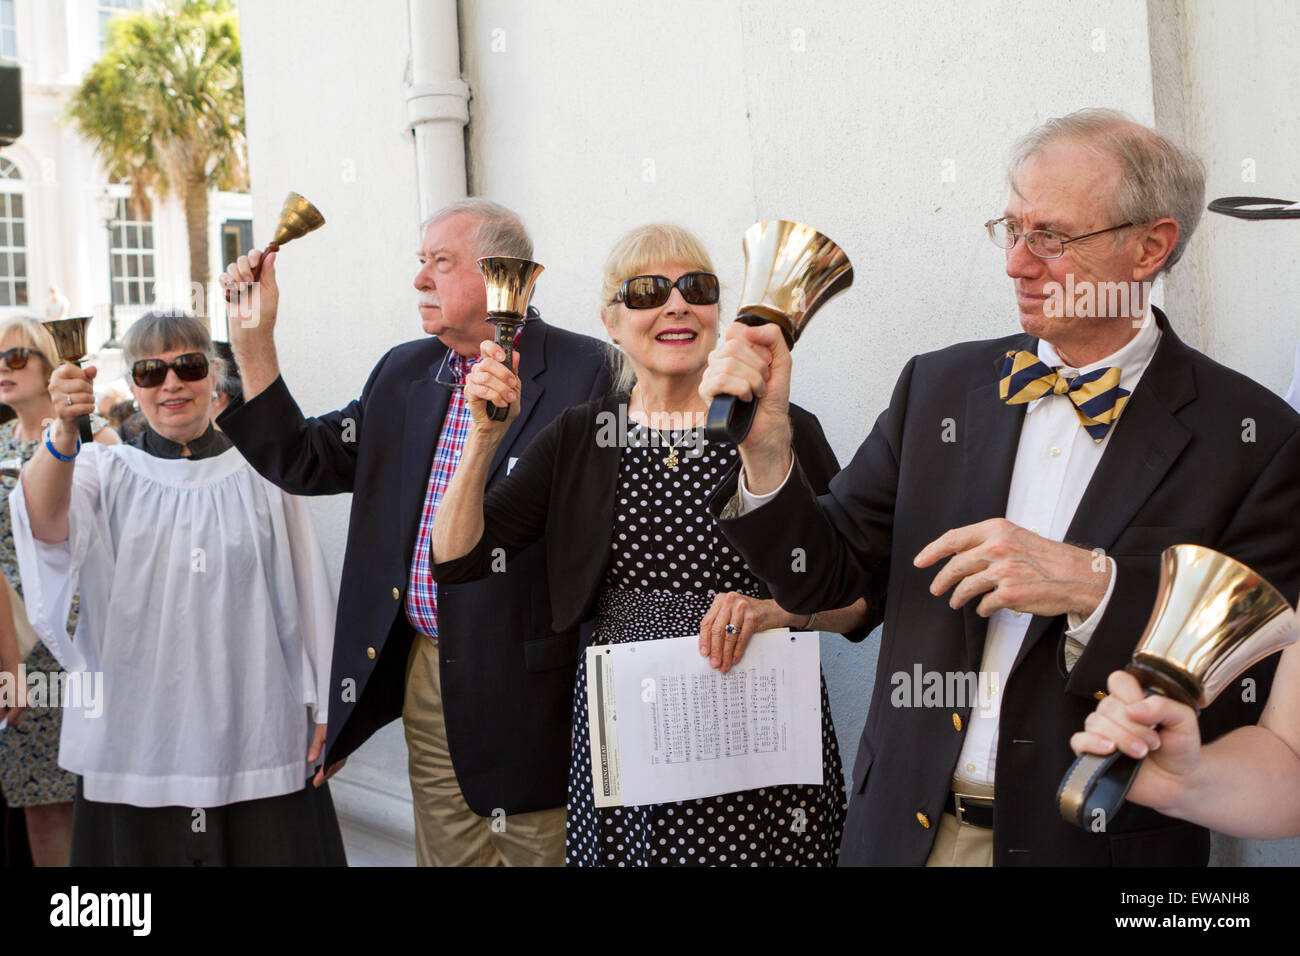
[121,311,220,382]
[1008,108,1206,273]
[420,198,533,260]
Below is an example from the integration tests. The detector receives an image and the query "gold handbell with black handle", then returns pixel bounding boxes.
[705,220,853,444]
[1057,544,1298,831]
[477,256,545,422]
[42,316,95,443]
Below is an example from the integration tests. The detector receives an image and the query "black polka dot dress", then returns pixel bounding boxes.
[565,423,847,866]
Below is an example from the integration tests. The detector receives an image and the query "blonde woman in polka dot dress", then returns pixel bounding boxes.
[433,225,868,866]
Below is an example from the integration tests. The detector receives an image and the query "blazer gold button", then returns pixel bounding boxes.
[952,713,962,732]
[916,811,931,829]
[1094,691,1107,701]
[392,587,400,599]
[366,647,376,660]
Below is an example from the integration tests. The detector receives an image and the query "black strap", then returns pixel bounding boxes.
[1056,748,1144,831]
[1207,196,1300,220]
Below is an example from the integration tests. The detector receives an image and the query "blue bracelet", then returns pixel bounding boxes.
[43,426,80,462]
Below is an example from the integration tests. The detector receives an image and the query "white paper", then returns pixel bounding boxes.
[586,631,822,807]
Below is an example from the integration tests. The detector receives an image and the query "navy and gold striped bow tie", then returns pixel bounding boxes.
[998,350,1130,443]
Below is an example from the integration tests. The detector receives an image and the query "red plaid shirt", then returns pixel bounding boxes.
[406,350,476,640]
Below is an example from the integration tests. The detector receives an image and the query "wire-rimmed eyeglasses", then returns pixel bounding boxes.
[984,217,1137,259]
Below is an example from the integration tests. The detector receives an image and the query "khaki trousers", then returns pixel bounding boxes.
[402,635,566,866]
[924,778,995,868]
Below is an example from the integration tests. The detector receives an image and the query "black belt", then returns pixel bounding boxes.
[944,791,994,829]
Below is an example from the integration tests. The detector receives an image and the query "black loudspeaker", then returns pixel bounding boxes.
[0,63,20,147]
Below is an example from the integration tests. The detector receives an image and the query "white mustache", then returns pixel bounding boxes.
[418,293,441,308]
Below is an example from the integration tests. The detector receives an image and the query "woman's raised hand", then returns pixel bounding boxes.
[47,362,96,440]
[465,340,521,434]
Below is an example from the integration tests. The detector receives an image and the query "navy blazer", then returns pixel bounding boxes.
[220,318,609,816]
[712,308,1300,866]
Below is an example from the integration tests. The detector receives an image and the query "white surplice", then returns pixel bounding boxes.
[10,443,337,808]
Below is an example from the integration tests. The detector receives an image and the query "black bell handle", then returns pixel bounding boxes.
[1058,685,1171,830]
[704,312,793,444]
[1057,748,1144,831]
[705,394,759,444]
[485,318,521,423]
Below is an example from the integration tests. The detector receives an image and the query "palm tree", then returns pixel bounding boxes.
[65,0,247,328]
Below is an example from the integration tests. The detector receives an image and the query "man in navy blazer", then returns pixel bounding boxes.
[701,110,1300,865]
[220,200,608,865]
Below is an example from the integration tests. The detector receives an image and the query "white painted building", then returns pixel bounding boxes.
[0,0,251,361]
[250,0,1300,865]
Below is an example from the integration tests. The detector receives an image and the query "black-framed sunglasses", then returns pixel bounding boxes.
[611,272,720,309]
[131,352,210,388]
[0,347,33,370]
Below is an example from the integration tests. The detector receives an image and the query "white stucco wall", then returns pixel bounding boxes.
[236,0,1300,866]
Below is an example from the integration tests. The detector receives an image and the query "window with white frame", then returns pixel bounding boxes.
[108,197,154,308]
[0,157,27,307]
[0,0,16,60]
[98,0,142,51]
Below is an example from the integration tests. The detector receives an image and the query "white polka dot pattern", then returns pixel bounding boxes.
[564,425,847,866]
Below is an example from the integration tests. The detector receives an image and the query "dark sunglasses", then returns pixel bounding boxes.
[131,352,210,388]
[611,272,719,309]
[0,347,34,370]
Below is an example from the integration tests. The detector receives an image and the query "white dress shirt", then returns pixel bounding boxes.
[11,444,337,808]
[740,313,1162,786]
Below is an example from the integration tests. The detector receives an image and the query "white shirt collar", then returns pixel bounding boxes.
[1027,307,1162,414]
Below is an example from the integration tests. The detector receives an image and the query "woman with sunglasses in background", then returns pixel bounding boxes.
[10,310,345,865]
[432,224,867,866]
[0,317,117,866]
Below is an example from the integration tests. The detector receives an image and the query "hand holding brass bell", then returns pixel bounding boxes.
[42,315,95,443]
[476,256,544,422]
[226,192,325,296]
[1057,544,1298,830]
[705,220,854,444]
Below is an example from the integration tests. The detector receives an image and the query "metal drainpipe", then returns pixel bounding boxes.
[406,0,471,220]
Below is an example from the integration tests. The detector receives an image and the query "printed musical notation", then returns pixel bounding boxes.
[586,632,822,807]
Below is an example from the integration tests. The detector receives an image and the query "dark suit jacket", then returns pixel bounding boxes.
[432,393,860,644]
[712,308,1300,865]
[219,318,609,816]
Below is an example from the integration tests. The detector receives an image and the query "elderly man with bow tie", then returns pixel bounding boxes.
[701,108,1300,867]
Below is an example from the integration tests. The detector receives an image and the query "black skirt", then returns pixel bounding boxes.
[70,777,348,866]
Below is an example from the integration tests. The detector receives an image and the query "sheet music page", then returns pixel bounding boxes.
[588,630,822,807]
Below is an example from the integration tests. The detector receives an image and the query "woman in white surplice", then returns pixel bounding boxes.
[10,311,345,865]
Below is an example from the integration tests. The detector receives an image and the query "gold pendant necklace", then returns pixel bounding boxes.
[648,426,681,469]
[630,393,690,469]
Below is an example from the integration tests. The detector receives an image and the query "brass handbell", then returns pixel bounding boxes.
[477,256,544,422]
[270,192,326,247]
[42,316,95,443]
[1057,544,1298,830]
[705,220,853,443]
[242,192,326,285]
